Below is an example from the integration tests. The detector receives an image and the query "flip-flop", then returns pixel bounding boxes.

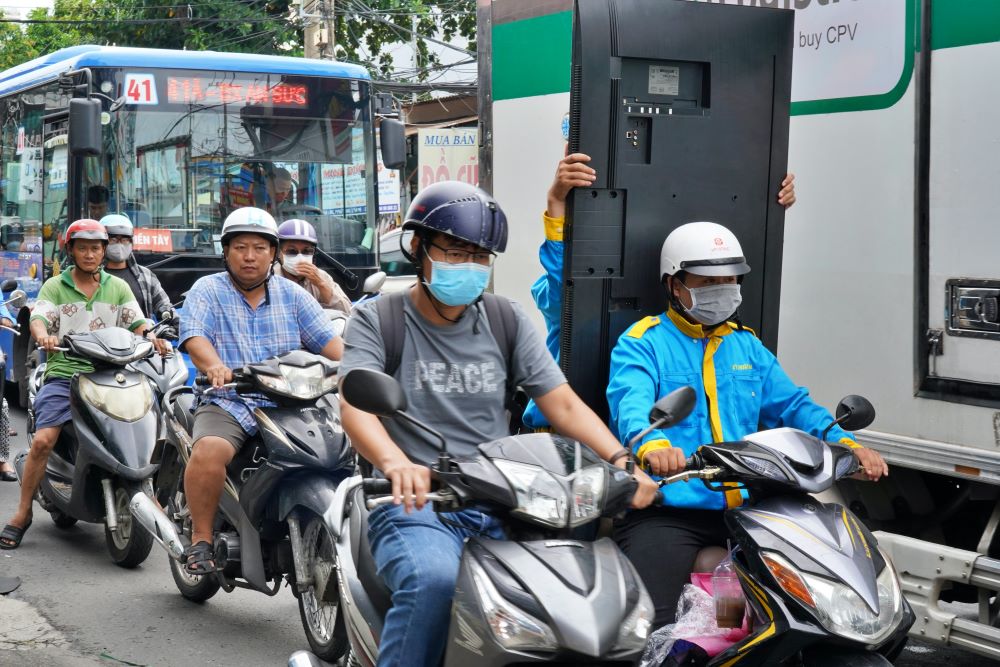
[183,540,217,575]
[0,471,16,482]
[0,520,32,549]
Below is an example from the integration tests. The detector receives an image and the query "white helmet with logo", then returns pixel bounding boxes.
[221,207,279,246]
[659,221,751,281]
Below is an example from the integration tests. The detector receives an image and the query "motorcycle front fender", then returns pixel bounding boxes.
[277,472,344,532]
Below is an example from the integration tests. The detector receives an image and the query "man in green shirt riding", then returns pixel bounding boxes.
[0,219,157,549]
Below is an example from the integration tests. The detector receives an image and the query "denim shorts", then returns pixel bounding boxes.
[34,378,73,430]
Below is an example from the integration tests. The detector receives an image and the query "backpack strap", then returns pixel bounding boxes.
[376,290,406,377]
[481,292,520,414]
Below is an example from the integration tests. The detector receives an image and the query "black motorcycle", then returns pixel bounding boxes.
[16,327,161,567]
[144,349,353,659]
[647,390,914,666]
[333,367,659,666]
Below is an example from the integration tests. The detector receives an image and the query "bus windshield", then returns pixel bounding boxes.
[89,68,376,265]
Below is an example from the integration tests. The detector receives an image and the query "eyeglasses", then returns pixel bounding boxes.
[426,241,495,266]
[283,247,316,257]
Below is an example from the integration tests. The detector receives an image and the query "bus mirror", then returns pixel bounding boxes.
[380,118,406,170]
[69,98,102,156]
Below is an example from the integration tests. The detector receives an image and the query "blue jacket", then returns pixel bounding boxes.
[522,213,564,429]
[608,308,858,510]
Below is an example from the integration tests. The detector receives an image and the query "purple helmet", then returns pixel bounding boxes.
[277,218,318,244]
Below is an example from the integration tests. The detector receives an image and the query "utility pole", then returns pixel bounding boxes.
[303,0,332,59]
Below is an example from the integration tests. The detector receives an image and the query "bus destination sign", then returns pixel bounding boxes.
[166,77,309,108]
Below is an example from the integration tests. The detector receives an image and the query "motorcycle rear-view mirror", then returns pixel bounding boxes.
[836,395,876,432]
[6,289,27,310]
[627,386,697,453]
[341,368,407,417]
[0,279,17,293]
[649,386,697,429]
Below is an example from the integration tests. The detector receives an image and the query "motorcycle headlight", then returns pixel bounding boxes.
[763,550,905,644]
[467,557,558,651]
[256,363,337,400]
[739,455,789,481]
[78,375,153,422]
[493,459,568,528]
[570,464,606,526]
[614,581,654,651]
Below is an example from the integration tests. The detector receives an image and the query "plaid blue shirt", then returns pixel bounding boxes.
[179,272,337,435]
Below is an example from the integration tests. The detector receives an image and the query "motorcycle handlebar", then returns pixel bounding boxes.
[362,479,392,495]
[365,491,453,510]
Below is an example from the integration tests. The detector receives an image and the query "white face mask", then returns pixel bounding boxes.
[683,283,742,326]
[282,252,312,277]
[106,242,132,263]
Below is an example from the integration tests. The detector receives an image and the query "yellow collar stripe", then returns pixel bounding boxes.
[666,307,734,339]
[700,330,744,509]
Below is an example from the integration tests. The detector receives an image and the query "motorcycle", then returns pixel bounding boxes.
[130,309,188,397]
[15,327,162,567]
[333,367,662,666]
[646,390,915,666]
[140,349,353,660]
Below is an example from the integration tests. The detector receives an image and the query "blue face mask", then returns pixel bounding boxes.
[425,260,491,306]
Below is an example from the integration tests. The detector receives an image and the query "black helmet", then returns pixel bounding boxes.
[402,181,508,254]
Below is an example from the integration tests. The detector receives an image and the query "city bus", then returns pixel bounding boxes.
[0,45,403,404]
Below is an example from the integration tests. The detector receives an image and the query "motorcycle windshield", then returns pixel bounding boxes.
[743,428,825,472]
[478,433,603,475]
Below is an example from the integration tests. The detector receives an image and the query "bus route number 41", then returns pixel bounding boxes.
[124,74,159,105]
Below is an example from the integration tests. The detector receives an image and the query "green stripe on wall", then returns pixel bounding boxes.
[492,11,572,101]
[932,0,1000,50]
[491,1,995,110]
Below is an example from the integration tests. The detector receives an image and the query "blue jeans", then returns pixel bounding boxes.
[368,503,505,667]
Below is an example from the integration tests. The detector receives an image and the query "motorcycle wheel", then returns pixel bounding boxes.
[166,483,221,603]
[104,481,154,569]
[296,513,347,662]
[49,509,78,529]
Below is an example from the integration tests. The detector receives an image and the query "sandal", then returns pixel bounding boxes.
[0,520,32,549]
[183,540,217,575]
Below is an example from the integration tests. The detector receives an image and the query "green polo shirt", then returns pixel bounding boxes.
[30,269,148,379]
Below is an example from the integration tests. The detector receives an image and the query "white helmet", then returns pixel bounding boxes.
[99,214,133,237]
[222,207,279,246]
[659,222,751,280]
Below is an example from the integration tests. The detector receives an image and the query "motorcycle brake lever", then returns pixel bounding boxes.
[657,466,725,487]
[203,382,239,395]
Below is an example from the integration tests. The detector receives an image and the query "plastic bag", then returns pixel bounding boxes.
[640,583,748,667]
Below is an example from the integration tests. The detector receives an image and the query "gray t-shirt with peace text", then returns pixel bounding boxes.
[340,294,566,467]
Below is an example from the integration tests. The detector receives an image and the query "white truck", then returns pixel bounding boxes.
[480,0,1000,659]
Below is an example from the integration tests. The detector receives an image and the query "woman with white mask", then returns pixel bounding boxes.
[274,218,352,313]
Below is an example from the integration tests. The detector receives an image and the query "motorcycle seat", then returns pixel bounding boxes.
[172,393,196,434]
[350,487,393,618]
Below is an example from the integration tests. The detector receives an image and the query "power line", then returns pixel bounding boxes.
[0,16,290,24]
